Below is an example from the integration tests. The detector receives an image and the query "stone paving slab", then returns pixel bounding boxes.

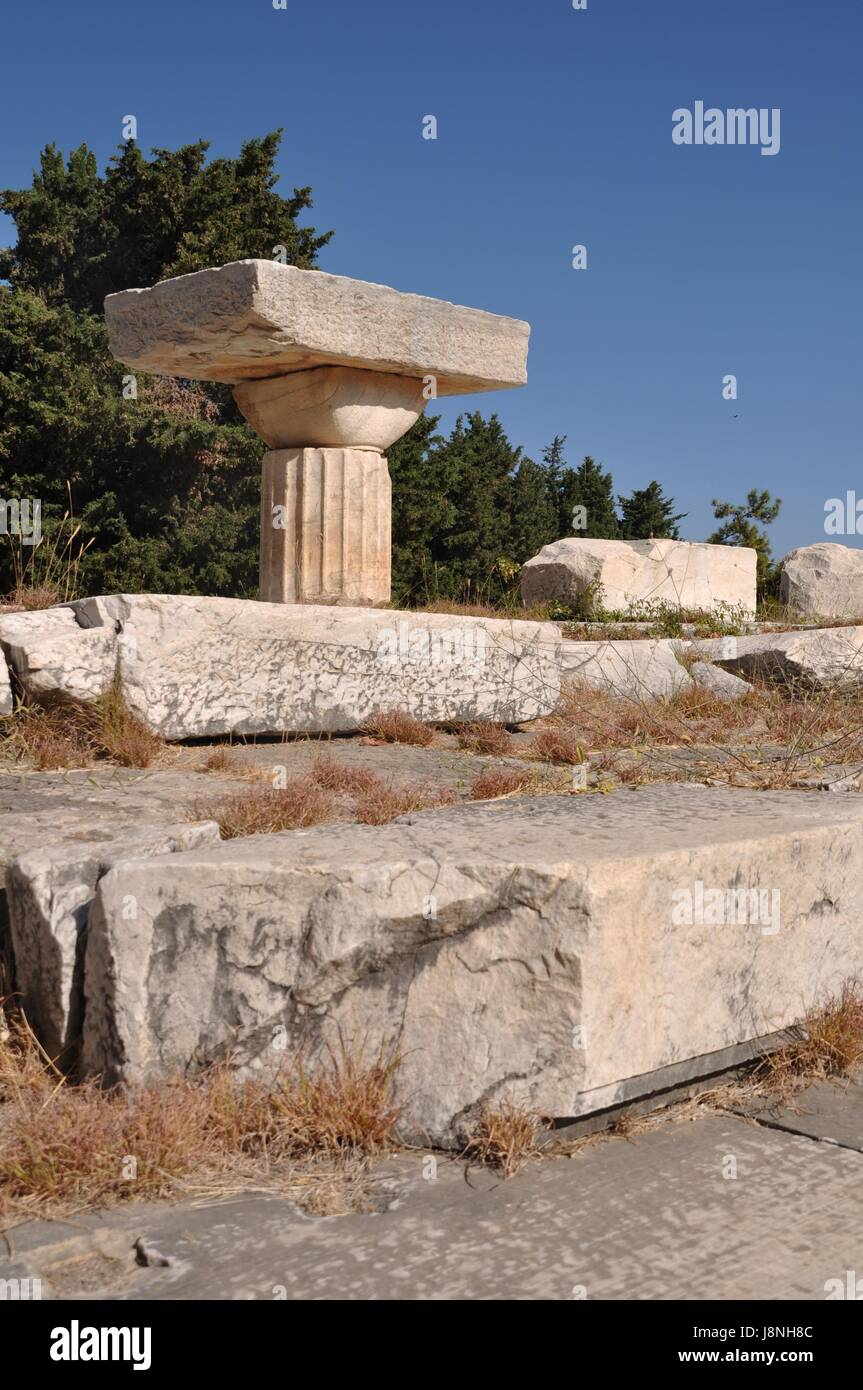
[0,742,542,872]
[4,1108,863,1301]
[740,1077,863,1153]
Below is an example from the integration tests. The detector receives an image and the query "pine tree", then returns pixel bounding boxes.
[618,480,686,539]
[707,489,782,596]
[566,456,620,539]
[388,413,450,603]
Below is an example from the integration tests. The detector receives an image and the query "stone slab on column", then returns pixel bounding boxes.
[261,448,391,605]
[104,260,529,394]
[104,259,529,607]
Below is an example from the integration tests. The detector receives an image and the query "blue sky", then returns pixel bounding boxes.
[2,0,861,556]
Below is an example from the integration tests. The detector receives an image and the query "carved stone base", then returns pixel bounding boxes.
[260,447,391,605]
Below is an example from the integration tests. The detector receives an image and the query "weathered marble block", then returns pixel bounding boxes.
[522,538,757,616]
[78,787,863,1145]
[780,543,863,620]
[4,595,562,738]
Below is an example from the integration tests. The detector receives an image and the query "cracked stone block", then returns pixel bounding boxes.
[709,626,863,690]
[5,821,221,1062]
[689,661,753,700]
[10,595,562,738]
[7,626,118,703]
[559,638,692,698]
[0,606,80,648]
[522,538,757,615]
[104,259,530,394]
[80,786,863,1145]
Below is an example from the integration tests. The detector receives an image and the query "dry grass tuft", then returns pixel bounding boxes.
[362,710,436,747]
[413,596,556,622]
[197,746,268,781]
[528,728,586,765]
[0,1016,402,1219]
[192,777,339,839]
[1,682,164,771]
[548,674,863,790]
[310,753,380,796]
[461,1100,548,1178]
[456,721,515,756]
[355,781,456,825]
[1,703,95,770]
[199,745,236,774]
[6,585,60,612]
[554,679,759,751]
[751,982,863,1099]
[470,767,539,800]
[270,1042,403,1157]
[192,756,458,834]
[469,766,570,801]
[88,681,164,768]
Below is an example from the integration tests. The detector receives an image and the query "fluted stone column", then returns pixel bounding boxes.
[260,447,391,605]
[238,365,420,606]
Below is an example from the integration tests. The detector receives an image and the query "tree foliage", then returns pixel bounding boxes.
[708,489,782,595]
[619,480,686,539]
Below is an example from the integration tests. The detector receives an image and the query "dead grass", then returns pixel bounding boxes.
[527,728,586,765]
[0,1015,402,1220]
[0,704,95,770]
[554,679,761,751]
[1,682,164,771]
[197,746,269,781]
[548,676,863,790]
[461,1100,548,1178]
[192,777,340,839]
[89,681,164,768]
[355,781,456,825]
[456,721,515,756]
[193,757,457,835]
[749,983,863,1100]
[415,598,556,622]
[4,585,60,612]
[310,753,380,796]
[4,486,94,610]
[469,766,570,801]
[199,745,236,774]
[362,710,436,747]
[269,1043,403,1156]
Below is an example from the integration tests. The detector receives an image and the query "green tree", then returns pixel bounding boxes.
[388,413,450,602]
[0,133,331,597]
[540,437,621,540]
[0,133,330,314]
[618,480,686,539]
[565,455,620,539]
[707,489,782,596]
[507,454,558,566]
[424,413,523,599]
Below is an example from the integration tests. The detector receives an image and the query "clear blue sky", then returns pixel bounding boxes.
[2,0,861,557]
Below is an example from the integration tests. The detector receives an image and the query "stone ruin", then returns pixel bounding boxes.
[3,259,863,1149]
[104,259,530,607]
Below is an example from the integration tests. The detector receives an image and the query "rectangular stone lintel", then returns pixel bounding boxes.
[105,260,530,394]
